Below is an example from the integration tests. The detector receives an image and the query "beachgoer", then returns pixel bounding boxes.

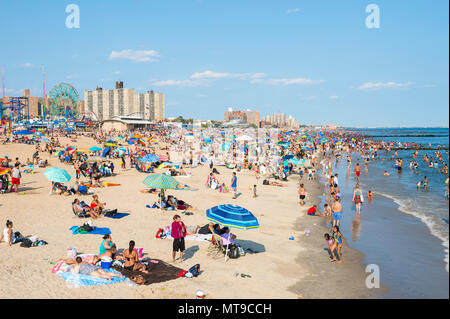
[352,184,363,215]
[68,256,123,280]
[171,214,187,263]
[331,198,343,227]
[123,240,149,273]
[298,184,306,206]
[231,172,238,199]
[0,220,24,246]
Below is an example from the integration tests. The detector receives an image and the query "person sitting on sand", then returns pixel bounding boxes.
[76,181,90,195]
[99,234,114,255]
[67,256,123,280]
[123,240,149,274]
[90,194,106,215]
[0,220,24,246]
[307,205,324,216]
[72,198,100,219]
[262,179,287,187]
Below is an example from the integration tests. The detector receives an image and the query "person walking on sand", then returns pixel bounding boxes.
[332,197,343,227]
[231,172,238,199]
[171,214,187,263]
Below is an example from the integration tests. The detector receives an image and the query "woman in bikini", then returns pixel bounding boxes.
[123,240,149,274]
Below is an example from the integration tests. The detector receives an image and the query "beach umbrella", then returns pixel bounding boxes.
[206,204,259,261]
[40,138,51,142]
[0,167,11,176]
[140,154,160,163]
[89,146,102,152]
[157,162,172,169]
[65,128,75,131]
[289,158,304,166]
[142,174,180,211]
[157,154,169,161]
[142,174,179,190]
[104,143,117,147]
[13,130,33,135]
[44,167,71,183]
[277,141,289,146]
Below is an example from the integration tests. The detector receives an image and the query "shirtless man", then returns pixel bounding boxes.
[331,198,343,227]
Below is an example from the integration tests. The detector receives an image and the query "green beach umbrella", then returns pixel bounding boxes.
[143,174,180,211]
[44,167,71,183]
[142,174,180,189]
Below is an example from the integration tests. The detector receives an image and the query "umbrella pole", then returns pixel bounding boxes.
[224,232,231,262]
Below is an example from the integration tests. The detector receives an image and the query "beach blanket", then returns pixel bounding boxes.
[57,268,127,287]
[104,213,130,219]
[112,259,184,285]
[70,226,111,235]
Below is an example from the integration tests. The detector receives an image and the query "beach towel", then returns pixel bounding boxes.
[70,226,111,235]
[104,213,130,219]
[112,259,184,285]
[57,269,127,287]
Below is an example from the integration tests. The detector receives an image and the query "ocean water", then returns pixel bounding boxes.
[319,127,449,298]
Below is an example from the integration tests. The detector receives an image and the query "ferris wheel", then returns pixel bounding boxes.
[47,82,80,119]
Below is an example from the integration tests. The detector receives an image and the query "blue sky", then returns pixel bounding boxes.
[0,0,448,127]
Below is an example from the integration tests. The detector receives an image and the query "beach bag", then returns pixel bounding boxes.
[103,209,118,216]
[227,245,240,259]
[79,223,94,232]
[67,247,77,258]
[20,238,33,248]
[188,264,200,277]
[155,228,164,238]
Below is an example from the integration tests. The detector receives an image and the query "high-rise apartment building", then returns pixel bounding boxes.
[84,83,165,121]
[224,108,260,127]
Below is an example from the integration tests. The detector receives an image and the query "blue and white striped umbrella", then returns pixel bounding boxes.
[206,205,259,230]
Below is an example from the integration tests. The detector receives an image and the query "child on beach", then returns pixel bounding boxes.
[253,185,257,198]
[324,233,334,253]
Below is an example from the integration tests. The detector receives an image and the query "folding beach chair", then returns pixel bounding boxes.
[207,233,226,258]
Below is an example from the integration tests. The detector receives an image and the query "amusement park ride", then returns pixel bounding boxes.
[1,66,96,128]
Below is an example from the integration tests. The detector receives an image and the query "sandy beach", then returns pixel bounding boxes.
[0,135,386,299]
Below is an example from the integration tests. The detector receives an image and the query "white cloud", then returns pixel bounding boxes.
[252,78,324,85]
[329,95,339,99]
[166,101,179,106]
[191,70,266,80]
[357,81,414,90]
[19,63,35,68]
[287,8,300,14]
[114,71,121,75]
[109,49,160,63]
